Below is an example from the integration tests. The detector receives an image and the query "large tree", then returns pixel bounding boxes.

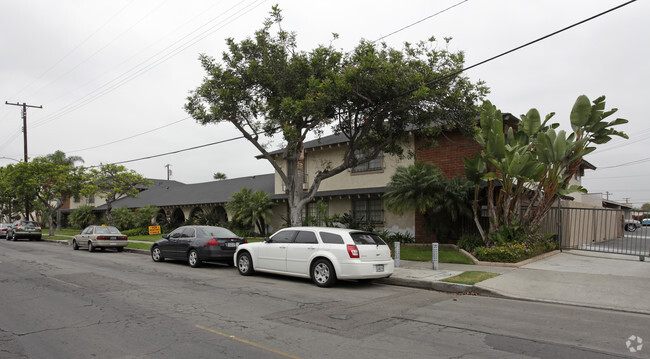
[464,95,628,244]
[1,155,86,235]
[186,6,487,226]
[87,164,152,226]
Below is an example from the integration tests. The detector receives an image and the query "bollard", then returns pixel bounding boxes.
[394,241,400,268]
[432,243,439,270]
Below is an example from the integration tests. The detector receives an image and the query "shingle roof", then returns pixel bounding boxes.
[95,174,275,209]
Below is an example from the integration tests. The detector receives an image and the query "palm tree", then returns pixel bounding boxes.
[384,162,472,241]
[228,188,274,235]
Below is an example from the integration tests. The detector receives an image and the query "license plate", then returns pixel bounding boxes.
[110,236,117,240]
[376,264,384,272]
[226,242,237,248]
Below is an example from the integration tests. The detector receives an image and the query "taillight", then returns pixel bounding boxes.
[243,238,248,244]
[97,236,109,240]
[347,244,360,258]
[207,238,220,246]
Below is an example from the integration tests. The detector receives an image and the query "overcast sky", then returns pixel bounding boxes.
[1,0,648,206]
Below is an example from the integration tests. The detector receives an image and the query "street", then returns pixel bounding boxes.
[0,240,647,358]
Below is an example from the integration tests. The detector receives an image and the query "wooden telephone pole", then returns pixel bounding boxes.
[4,101,43,219]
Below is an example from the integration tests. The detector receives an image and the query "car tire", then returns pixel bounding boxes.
[151,246,164,262]
[116,247,124,252]
[88,242,95,252]
[12,233,17,241]
[237,252,255,276]
[311,259,337,288]
[626,224,637,232]
[5,233,9,241]
[188,249,202,268]
[72,239,79,250]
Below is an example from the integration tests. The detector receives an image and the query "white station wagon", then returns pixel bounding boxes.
[234,227,394,287]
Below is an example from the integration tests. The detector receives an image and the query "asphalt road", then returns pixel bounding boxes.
[0,239,647,358]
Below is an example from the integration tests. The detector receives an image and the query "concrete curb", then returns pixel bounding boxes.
[42,238,150,255]
[376,276,501,297]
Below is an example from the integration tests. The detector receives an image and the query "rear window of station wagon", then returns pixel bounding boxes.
[350,232,386,245]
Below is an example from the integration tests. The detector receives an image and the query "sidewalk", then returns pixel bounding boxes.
[381,250,650,314]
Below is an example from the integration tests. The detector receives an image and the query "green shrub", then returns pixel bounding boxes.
[69,205,97,229]
[388,231,415,244]
[112,207,136,230]
[474,231,557,263]
[121,227,151,236]
[457,233,484,252]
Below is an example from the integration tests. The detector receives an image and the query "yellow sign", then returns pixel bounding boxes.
[148,225,161,235]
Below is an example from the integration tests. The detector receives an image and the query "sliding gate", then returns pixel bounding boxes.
[546,207,650,260]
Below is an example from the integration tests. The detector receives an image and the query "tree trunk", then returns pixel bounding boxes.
[47,209,55,236]
[106,201,114,226]
[56,209,62,231]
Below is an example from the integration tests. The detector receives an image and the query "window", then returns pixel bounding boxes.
[73,196,81,203]
[320,232,344,244]
[169,228,184,239]
[350,232,386,245]
[181,228,196,238]
[270,230,296,243]
[352,198,384,225]
[352,151,383,173]
[295,231,318,244]
[302,201,327,226]
[88,195,95,204]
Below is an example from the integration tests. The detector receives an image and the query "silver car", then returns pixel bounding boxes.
[72,225,128,252]
[6,220,42,241]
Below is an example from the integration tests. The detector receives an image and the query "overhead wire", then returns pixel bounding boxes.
[30,0,266,129]
[96,1,637,167]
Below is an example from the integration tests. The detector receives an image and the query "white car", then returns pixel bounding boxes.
[234,227,394,287]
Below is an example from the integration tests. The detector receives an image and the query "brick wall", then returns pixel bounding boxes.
[413,130,481,243]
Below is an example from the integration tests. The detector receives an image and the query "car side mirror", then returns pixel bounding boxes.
[264,237,272,243]
[162,234,170,239]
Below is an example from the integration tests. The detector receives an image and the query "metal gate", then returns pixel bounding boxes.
[546,207,650,260]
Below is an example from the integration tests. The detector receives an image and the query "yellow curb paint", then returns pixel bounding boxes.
[195,325,301,359]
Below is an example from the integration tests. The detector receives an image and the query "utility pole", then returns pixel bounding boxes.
[164,164,172,180]
[604,191,612,201]
[5,101,42,220]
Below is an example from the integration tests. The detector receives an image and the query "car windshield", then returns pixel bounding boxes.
[95,226,121,234]
[200,227,239,238]
[350,232,386,245]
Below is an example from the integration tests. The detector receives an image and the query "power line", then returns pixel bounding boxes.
[81,0,638,167]
[104,135,245,166]
[30,0,266,130]
[65,117,192,153]
[372,0,468,43]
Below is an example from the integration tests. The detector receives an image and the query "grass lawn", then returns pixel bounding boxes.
[127,242,152,250]
[392,244,474,264]
[442,271,499,285]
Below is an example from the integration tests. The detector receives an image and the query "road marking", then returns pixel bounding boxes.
[195,325,302,359]
[49,277,82,288]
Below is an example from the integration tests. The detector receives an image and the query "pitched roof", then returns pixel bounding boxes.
[95,174,275,210]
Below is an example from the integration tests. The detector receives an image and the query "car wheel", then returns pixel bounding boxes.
[72,239,79,250]
[151,246,164,262]
[237,252,254,276]
[116,247,124,252]
[188,249,202,268]
[88,242,95,252]
[626,224,637,232]
[12,233,17,241]
[311,259,337,287]
[5,233,9,241]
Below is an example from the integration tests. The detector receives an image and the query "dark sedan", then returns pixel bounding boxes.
[150,226,246,268]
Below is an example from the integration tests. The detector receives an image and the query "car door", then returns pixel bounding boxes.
[256,230,296,272]
[178,227,196,257]
[162,228,185,259]
[76,227,92,248]
[286,230,320,275]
